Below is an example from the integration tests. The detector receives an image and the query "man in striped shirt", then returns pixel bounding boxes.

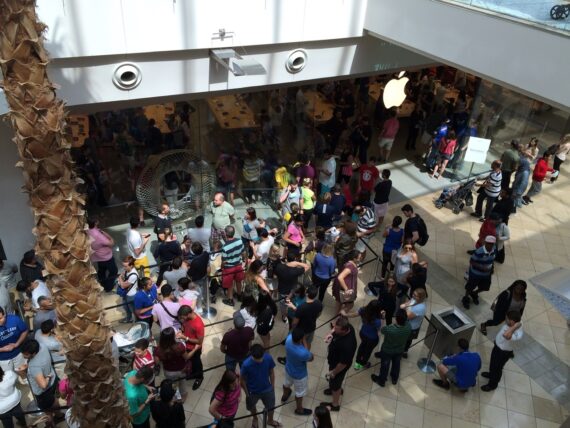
[354,205,377,259]
[462,235,496,309]
[221,225,246,307]
[472,160,502,220]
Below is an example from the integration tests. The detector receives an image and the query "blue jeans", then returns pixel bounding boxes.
[123,295,135,321]
[225,355,244,372]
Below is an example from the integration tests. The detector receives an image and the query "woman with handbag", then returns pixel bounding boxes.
[332,250,361,314]
[153,327,198,403]
[209,370,242,428]
[134,278,158,330]
[117,256,139,324]
[480,280,526,336]
[282,214,305,259]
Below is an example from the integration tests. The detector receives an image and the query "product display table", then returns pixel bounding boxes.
[207,95,258,129]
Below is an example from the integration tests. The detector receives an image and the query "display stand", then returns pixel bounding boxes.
[463,137,491,182]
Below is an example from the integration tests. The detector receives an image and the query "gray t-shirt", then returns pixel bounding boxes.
[33,310,57,332]
[163,268,188,289]
[34,331,65,363]
[188,227,211,252]
[28,345,56,395]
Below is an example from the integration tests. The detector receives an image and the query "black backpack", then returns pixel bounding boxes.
[416,215,430,246]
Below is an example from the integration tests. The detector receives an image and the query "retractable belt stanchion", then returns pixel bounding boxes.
[200,276,217,320]
[417,316,439,374]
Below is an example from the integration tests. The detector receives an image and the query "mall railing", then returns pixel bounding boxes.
[439,0,570,33]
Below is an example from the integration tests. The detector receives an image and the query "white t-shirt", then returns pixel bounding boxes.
[319,157,337,188]
[124,268,139,298]
[188,227,211,252]
[127,229,146,260]
[0,370,21,414]
[31,281,51,309]
[495,323,523,351]
[256,237,275,264]
[240,308,257,329]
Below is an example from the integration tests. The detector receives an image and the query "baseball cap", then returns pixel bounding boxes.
[233,312,245,329]
[484,236,497,244]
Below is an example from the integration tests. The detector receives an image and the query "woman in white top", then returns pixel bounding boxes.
[394,241,418,288]
[551,134,570,183]
[117,256,139,324]
[0,367,26,428]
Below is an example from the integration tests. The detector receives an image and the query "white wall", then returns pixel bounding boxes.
[364,0,570,111]
[0,121,36,262]
[36,0,368,58]
[44,36,434,111]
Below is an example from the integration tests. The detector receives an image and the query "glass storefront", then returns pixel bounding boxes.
[73,65,570,244]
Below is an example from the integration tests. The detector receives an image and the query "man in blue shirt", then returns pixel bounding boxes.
[0,307,29,372]
[433,338,481,391]
[240,344,280,428]
[281,327,313,416]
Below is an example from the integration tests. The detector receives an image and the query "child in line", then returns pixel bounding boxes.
[133,338,156,387]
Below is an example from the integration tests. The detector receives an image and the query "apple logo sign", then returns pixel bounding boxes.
[383,71,409,109]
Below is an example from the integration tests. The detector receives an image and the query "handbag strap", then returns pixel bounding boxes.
[160,301,178,320]
[124,272,139,294]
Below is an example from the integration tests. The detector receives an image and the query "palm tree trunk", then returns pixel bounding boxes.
[0,1,130,426]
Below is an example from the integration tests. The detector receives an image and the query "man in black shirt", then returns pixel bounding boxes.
[153,203,173,240]
[187,242,209,308]
[292,286,323,350]
[273,253,310,323]
[321,316,357,411]
[401,204,420,244]
[19,250,45,284]
[373,169,392,227]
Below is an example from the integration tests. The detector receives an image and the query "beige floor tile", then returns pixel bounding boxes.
[423,409,452,428]
[535,417,563,428]
[506,389,534,416]
[504,370,532,395]
[365,414,396,428]
[397,380,427,408]
[531,396,563,424]
[508,410,537,428]
[424,387,453,415]
[368,394,398,422]
[451,397,480,424]
[479,385,507,409]
[395,401,424,428]
[480,403,509,427]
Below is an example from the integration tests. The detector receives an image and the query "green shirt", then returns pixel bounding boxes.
[124,371,149,425]
[500,148,519,172]
[380,322,412,354]
[301,187,315,210]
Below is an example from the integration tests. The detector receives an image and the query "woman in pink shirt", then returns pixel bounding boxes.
[87,218,118,292]
[378,110,400,162]
[430,130,457,179]
[209,370,242,425]
[283,214,305,259]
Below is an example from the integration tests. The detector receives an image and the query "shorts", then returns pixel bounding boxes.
[439,153,453,161]
[378,138,395,150]
[328,367,348,392]
[465,275,491,293]
[246,389,276,412]
[0,353,26,372]
[211,227,227,245]
[222,265,245,289]
[355,234,372,253]
[373,202,389,219]
[283,372,308,398]
[305,331,315,346]
[36,380,58,411]
[445,366,458,384]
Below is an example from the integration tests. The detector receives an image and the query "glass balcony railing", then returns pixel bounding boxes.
[443,0,570,33]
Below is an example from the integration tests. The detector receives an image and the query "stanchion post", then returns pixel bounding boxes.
[262,408,268,428]
[200,277,217,320]
[417,328,439,374]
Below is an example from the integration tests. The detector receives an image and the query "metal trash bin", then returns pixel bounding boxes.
[425,306,476,359]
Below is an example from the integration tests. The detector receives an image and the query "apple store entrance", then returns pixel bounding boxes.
[71,65,570,230]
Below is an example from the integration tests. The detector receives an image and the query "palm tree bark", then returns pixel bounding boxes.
[0,1,130,426]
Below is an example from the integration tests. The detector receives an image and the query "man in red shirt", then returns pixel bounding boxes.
[359,157,379,194]
[176,305,205,389]
[523,152,554,205]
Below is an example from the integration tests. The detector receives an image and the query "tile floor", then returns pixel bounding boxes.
[30,166,570,427]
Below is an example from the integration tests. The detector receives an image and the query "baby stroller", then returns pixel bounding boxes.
[434,179,476,214]
[113,321,152,374]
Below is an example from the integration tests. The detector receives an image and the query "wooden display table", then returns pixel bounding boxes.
[304,90,335,124]
[207,95,258,129]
